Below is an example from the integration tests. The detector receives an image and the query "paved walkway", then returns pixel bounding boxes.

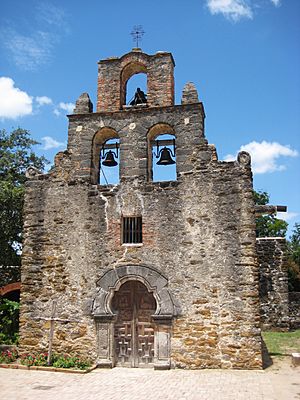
[0,358,299,400]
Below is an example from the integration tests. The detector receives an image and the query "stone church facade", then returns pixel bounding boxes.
[20,49,263,369]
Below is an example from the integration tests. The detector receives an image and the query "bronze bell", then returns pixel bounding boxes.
[156,147,176,166]
[102,150,118,167]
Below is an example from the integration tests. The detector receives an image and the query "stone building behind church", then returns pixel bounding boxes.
[20,48,263,369]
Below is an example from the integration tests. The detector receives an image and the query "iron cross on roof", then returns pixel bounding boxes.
[131,25,145,48]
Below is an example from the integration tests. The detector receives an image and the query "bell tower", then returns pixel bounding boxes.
[70,48,206,186]
[20,47,262,370]
[97,49,175,112]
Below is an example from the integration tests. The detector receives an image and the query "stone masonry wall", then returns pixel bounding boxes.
[68,103,205,184]
[257,237,290,330]
[20,103,262,368]
[97,50,175,112]
[20,49,262,369]
[289,292,300,330]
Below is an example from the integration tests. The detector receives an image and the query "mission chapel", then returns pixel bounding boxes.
[20,48,265,369]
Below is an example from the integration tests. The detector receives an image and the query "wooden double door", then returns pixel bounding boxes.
[112,280,156,367]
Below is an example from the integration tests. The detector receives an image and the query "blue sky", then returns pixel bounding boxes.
[0,0,299,236]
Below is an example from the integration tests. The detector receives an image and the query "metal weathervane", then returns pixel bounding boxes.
[131,25,145,48]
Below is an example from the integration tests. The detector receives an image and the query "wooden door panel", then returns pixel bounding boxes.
[137,322,154,365]
[114,321,132,366]
[112,281,156,367]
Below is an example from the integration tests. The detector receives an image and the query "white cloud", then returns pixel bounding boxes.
[59,102,75,114]
[0,4,68,71]
[206,0,253,21]
[224,141,298,174]
[206,0,282,21]
[0,77,32,119]
[36,96,52,106]
[53,102,75,116]
[41,136,66,150]
[35,3,70,37]
[53,109,61,117]
[277,211,299,222]
[270,0,281,7]
[0,77,74,120]
[36,2,68,28]
[1,30,54,71]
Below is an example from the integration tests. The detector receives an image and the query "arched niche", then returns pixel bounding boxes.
[91,127,119,185]
[120,62,147,107]
[147,123,176,182]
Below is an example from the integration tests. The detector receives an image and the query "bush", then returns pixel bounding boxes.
[0,349,18,364]
[287,259,300,292]
[20,352,49,367]
[19,352,91,370]
[0,298,19,344]
[287,223,300,292]
[52,354,91,370]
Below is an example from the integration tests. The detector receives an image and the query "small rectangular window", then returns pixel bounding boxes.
[122,217,142,244]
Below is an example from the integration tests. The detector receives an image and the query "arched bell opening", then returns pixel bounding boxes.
[111,279,157,367]
[147,123,177,182]
[120,62,148,108]
[91,127,120,185]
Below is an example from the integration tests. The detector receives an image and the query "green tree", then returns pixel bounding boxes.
[289,223,300,265]
[287,223,300,291]
[254,191,300,291]
[0,128,48,267]
[0,298,20,344]
[254,190,288,238]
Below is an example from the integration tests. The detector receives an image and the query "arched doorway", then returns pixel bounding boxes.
[112,280,156,367]
[93,265,177,369]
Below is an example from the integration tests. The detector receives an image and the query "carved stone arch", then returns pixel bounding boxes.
[120,62,148,107]
[147,123,176,181]
[92,265,176,369]
[107,275,160,315]
[92,264,177,318]
[91,127,119,184]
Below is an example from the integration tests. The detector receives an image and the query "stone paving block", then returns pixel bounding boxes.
[0,360,299,400]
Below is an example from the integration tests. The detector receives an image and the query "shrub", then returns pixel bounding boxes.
[20,352,48,367]
[52,354,91,370]
[19,352,91,370]
[0,299,19,344]
[0,349,18,364]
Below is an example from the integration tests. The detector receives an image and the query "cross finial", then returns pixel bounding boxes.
[131,25,145,48]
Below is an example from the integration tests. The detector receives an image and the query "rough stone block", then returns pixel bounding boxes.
[292,353,300,367]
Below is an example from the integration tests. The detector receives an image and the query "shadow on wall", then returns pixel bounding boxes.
[261,338,273,369]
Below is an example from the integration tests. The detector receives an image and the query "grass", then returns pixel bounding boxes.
[262,329,300,356]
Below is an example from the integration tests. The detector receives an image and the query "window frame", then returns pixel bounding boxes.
[121,216,143,245]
